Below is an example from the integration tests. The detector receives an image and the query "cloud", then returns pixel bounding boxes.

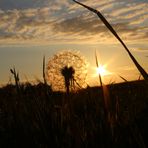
[0,0,42,10]
[68,0,115,15]
[111,3,147,17]
[129,13,148,26]
[0,0,147,45]
[0,7,57,42]
[53,14,147,43]
[131,47,148,51]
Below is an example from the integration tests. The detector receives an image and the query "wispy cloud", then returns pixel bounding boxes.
[0,7,57,43]
[111,3,147,17]
[0,0,147,46]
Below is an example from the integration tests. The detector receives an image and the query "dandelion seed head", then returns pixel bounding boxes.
[47,50,88,91]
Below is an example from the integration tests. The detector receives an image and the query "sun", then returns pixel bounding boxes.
[96,65,108,76]
[91,64,112,81]
[95,65,111,76]
[96,65,106,76]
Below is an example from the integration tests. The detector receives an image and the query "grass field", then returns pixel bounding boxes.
[0,1,147,148]
[0,78,148,148]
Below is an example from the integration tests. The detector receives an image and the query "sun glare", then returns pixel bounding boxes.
[96,65,107,76]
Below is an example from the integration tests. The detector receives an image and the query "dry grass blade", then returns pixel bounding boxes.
[95,51,111,124]
[119,75,128,82]
[43,55,47,85]
[95,51,102,86]
[10,67,20,95]
[138,74,142,81]
[95,50,99,68]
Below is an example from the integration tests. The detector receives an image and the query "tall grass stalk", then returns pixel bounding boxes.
[43,55,52,98]
[43,55,47,85]
[95,51,102,87]
[95,51,111,123]
[95,51,116,147]
[119,75,128,82]
[10,67,20,95]
[1,65,147,147]
[73,0,148,81]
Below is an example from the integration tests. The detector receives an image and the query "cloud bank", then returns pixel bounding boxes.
[0,0,147,46]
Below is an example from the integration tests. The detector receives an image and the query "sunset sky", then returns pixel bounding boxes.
[0,0,148,86]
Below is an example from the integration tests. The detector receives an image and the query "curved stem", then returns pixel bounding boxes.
[73,0,148,81]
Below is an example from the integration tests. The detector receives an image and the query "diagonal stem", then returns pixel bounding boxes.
[73,0,148,81]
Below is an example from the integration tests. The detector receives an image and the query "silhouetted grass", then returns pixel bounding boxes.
[0,78,148,148]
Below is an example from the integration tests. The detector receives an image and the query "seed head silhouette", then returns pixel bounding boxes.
[47,50,88,91]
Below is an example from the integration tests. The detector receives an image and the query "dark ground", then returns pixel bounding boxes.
[0,80,148,148]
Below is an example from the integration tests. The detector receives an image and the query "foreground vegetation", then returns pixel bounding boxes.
[0,79,148,148]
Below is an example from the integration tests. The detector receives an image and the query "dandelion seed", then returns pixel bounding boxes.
[46,50,88,91]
